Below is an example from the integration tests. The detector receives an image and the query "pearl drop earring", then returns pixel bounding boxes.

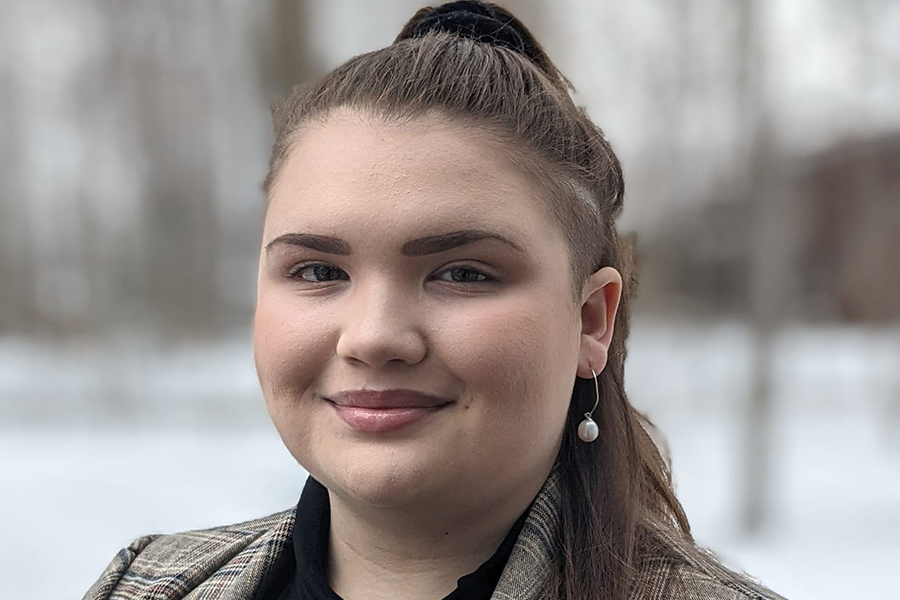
[577,367,600,443]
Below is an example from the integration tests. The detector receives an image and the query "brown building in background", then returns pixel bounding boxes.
[640,132,900,323]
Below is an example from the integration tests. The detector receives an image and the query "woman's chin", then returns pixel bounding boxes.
[314,452,451,509]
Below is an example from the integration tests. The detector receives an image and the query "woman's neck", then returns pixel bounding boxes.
[325,491,526,600]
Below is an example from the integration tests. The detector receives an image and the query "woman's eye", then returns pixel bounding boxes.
[435,266,495,284]
[286,263,348,283]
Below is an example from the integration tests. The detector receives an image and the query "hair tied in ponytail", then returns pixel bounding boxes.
[395,1,543,65]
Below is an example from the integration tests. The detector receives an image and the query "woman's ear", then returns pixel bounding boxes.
[576,267,622,378]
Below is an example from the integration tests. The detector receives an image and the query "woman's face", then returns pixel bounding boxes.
[254,109,590,514]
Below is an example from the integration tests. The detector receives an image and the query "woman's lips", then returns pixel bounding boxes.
[329,403,449,433]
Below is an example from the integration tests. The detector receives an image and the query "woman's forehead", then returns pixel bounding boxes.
[265,111,560,240]
[272,111,530,195]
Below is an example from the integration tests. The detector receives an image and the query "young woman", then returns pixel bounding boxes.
[85,2,787,599]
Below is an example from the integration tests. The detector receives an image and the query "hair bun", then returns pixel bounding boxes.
[395,1,543,65]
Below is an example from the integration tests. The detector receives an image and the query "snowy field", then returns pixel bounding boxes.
[1,318,899,600]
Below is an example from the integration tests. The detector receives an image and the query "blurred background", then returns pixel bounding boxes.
[1,1,898,598]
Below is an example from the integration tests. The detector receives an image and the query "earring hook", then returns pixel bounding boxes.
[585,367,599,418]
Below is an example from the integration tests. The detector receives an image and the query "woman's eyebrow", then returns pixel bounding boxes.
[264,229,524,256]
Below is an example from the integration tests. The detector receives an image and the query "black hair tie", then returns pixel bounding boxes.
[403,1,542,64]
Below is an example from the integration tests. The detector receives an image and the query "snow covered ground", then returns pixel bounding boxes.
[1,318,898,599]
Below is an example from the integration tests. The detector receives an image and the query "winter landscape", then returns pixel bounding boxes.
[2,1,899,599]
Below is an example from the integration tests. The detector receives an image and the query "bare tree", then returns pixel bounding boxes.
[267,0,322,100]
[0,65,36,334]
[737,0,799,534]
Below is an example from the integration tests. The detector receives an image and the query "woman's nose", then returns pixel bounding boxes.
[334,281,427,368]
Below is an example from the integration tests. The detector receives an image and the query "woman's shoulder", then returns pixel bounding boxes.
[83,508,295,600]
[633,520,788,600]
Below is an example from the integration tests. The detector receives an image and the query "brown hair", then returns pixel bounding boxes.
[264,3,691,599]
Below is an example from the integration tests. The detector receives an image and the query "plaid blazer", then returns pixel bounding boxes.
[83,470,787,600]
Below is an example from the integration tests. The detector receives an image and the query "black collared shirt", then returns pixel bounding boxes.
[254,476,530,600]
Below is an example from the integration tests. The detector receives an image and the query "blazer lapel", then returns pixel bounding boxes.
[183,509,295,600]
[490,468,562,600]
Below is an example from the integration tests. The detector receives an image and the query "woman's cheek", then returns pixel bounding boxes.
[442,297,552,404]
[254,295,329,397]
